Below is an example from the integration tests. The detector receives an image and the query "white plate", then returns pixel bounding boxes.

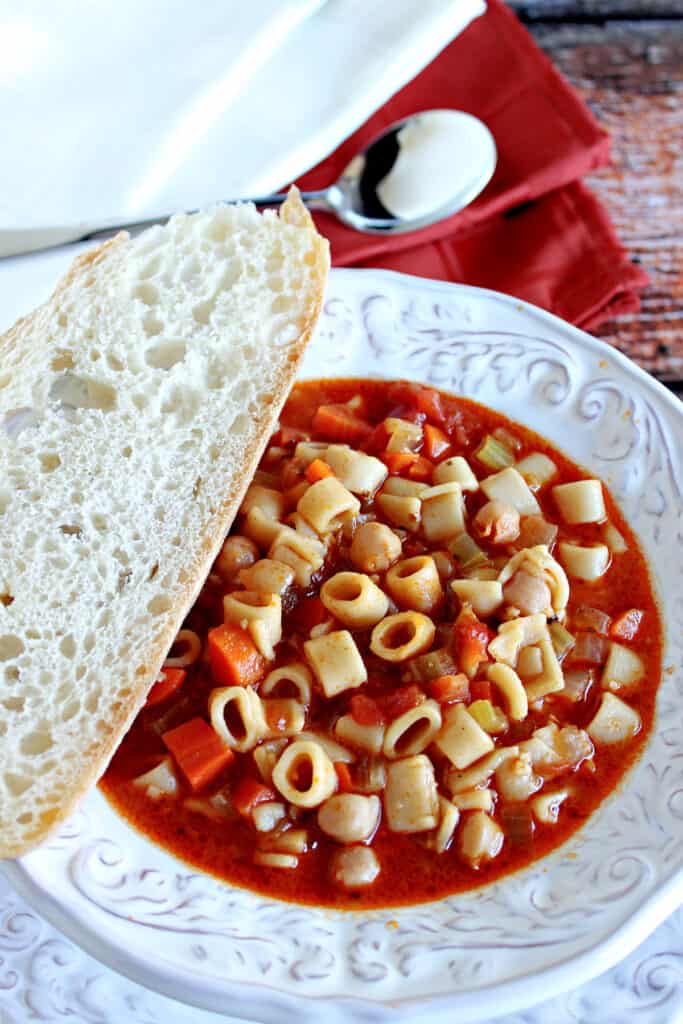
[4,268,683,1024]
[0,0,484,236]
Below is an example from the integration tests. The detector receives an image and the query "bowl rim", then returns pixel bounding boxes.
[5,267,682,1024]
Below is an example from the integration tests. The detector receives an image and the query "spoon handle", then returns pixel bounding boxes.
[0,191,334,260]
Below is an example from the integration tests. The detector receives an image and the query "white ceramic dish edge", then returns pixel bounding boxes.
[3,269,682,1024]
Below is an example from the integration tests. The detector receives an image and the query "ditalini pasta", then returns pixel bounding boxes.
[102,379,661,910]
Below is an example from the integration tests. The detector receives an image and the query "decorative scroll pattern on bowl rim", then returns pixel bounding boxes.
[4,269,683,1024]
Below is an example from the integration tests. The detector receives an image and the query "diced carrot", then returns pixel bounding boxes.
[305,458,334,484]
[232,777,277,818]
[470,679,492,702]
[382,451,419,476]
[423,424,451,461]
[453,607,494,678]
[312,403,373,444]
[427,673,470,704]
[406,455,433,482]
[146,667,187,707]
[378,685,425,721]
[334,762,354,792]
[289,596,328,632]
[207,623,266,687]
[610,609,643,641]
[350,693,385,726]
[162,718,234,791]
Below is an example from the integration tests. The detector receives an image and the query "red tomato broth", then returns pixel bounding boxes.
[100,379,662,908]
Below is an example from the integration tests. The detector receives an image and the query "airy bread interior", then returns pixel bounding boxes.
[0,189,329,857]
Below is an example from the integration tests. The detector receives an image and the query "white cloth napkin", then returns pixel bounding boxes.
[0,0,484,241]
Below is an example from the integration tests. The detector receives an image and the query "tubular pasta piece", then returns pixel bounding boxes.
[223,590,282,661]
[370,611,435,663]
[497,545,569,617]
[524,640,565,702]
[253,739,288,784]
[382,699,442,759]
[164,629,202,668]
[261,662,313,704]
[209,685,268,752]
[385,556,442,614]
[381,477,428,498]
[132,756,178,799]
[240,484,285,521]
[432,456,479,491]
[384,755,439,833]
[304,630,367,697]
[299,730,356,763]
[271,739,338,808]
[335,714,385,755]
[486,663,528,721]
[322,444,388,496]
[320,571,389,628]
[433,703,494,769]
[558,542,610,582]
[488,613,549,666]
[451,579,503,617]
[243,507,284,550]
[376,492,422,532]
[553,480,606,525]
[446,745,520,794]
[450,789,494,812]
[297,476,360,535]
[268,525,325,587]
[420,482,465,541]
[480,467,540,516]
[253,851,298,869]
[433,796,461,853]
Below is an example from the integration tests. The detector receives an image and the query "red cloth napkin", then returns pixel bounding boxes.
[295,0,648,331]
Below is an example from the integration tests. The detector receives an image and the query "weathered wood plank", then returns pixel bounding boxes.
[511,1,683,20]
[520,19,683,381]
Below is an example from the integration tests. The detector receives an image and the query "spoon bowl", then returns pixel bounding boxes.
[0,109,497,257]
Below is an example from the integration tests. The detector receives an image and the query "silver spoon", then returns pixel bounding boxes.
[0,109,496,258]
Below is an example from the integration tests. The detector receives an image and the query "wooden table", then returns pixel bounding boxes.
[511,0,683,391]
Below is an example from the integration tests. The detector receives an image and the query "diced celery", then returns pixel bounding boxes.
[475,434,515,471]
[548,621,575,660]
[448,532,488,569]
[468,699,508,735]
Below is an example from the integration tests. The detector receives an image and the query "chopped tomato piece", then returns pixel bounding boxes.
[610,609,643,641]
[453,607,494,678]
[232,777,277,818]
[312,403,373,444]
[427,673,470,704]
[382,451,419,476]
[334,762,354,792]
[362,421,391,454]
[207,624,266,687]
[470,679,492,702]
[423,424,451,461]
[146,667,187,707]
[289,596,328,632]
[162,718,234,791]
[350,693,385,726]
[305,458,334,484]
[415,386,448,428]
[406,455,433,482]
[378,684,425,721]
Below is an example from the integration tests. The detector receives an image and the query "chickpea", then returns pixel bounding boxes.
[472,500,520,544]
[215,535,259,581]
[318,793,381,844]
[350,522,402,573]
[331,845,380,888]
[503,569,551,615]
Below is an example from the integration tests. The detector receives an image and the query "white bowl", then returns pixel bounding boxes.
[5,269,683,1023]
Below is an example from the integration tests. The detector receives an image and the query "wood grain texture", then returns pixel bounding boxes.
[515,14,683,382]
[512,1,683,19]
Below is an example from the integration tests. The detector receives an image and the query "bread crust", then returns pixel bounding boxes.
[0,188,329,858]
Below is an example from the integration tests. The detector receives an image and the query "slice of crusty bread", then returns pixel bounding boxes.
[0,188,329,858]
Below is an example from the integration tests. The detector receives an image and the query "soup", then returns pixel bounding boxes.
[101,379,661,908]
